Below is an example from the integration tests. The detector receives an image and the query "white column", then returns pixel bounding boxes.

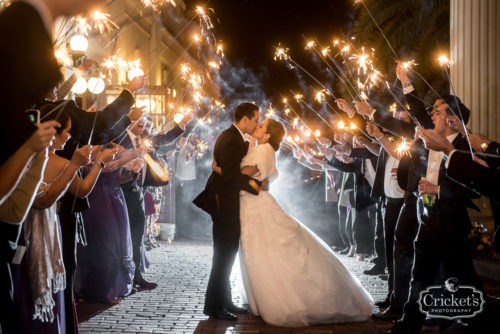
[450,0,500,141]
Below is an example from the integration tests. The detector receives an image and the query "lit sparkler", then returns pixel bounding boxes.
[437,55,453,67]
[142,0,176,12]
[216,43,224,57]
[90,10,118,34]
[305,40,316,50]
[402,60,416,70]
[208,61,219,69]
[388,102,397,113]
[315,90,326,103]
[265,104,275,118]
[72,16,91,35]
[396,138,411,157]
[274,45,290,61]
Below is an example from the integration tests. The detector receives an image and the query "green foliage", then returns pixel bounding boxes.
[351,0,450,103]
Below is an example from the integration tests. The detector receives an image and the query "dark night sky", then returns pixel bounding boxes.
[185,0,355,101]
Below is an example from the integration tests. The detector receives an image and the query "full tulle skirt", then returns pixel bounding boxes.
[239,191,373,327]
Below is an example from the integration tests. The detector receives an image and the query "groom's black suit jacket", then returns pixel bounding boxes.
[193,125,261,223]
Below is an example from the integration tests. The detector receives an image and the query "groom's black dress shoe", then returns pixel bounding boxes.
[203,308,238,321]
[364,265,386,275]
[375,297,391,308]
[372,308,402,321]
[225,304,249,314]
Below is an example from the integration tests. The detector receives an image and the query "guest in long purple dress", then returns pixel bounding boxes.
[76,148,141,303]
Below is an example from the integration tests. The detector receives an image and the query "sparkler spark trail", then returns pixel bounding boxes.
[396,138,411,157]
[91,10,118,34]
[274,45,290,61]
[437,55,453,67]
[402,60,417,70]
[72,16,91,35]
[315,90,326,103]
[142,0,177,12]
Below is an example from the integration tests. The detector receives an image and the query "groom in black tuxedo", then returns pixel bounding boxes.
[193,102,262,321]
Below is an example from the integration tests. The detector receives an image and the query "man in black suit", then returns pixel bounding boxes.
[388,97,491,334]
[417,129,500,254]
[0,0,104,332]
[119,115,188,288]
[193,102,262,321]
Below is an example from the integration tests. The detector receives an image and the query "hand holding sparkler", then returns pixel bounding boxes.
[354,100,375,118]
[335,98,356,118]
[445,115,468,137]
[317,137,332,147]
[26,120,60,153]
[94,147,117,165]
[353,135,371,148]
[415,127,454,155]
[365,121,383,140]
[127,107,144,122]
[396,61,411,86]
[126,75,147,94]
[70,145,92,167]
[124,158,144,174]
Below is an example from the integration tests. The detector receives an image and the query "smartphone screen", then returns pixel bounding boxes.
[26,109,40,125]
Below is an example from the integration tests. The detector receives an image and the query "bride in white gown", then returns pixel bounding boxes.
[238,119,373,327]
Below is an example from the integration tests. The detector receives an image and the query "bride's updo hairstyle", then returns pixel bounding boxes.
[266,119,285,151]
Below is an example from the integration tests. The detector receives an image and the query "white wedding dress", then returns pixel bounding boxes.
[238,143,373,327]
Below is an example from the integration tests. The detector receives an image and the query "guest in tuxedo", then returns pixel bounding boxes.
[418,128,500,200]
[388,96,490,334]
[357,112,411,320]
[193,102,262,321]
[418,128,500,254]
[118,114,189,288]
[0,0,104,331]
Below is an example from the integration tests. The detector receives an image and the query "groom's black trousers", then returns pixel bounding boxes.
[205,217,240,311]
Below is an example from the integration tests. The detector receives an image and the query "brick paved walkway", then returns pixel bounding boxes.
[77,238,499,334]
